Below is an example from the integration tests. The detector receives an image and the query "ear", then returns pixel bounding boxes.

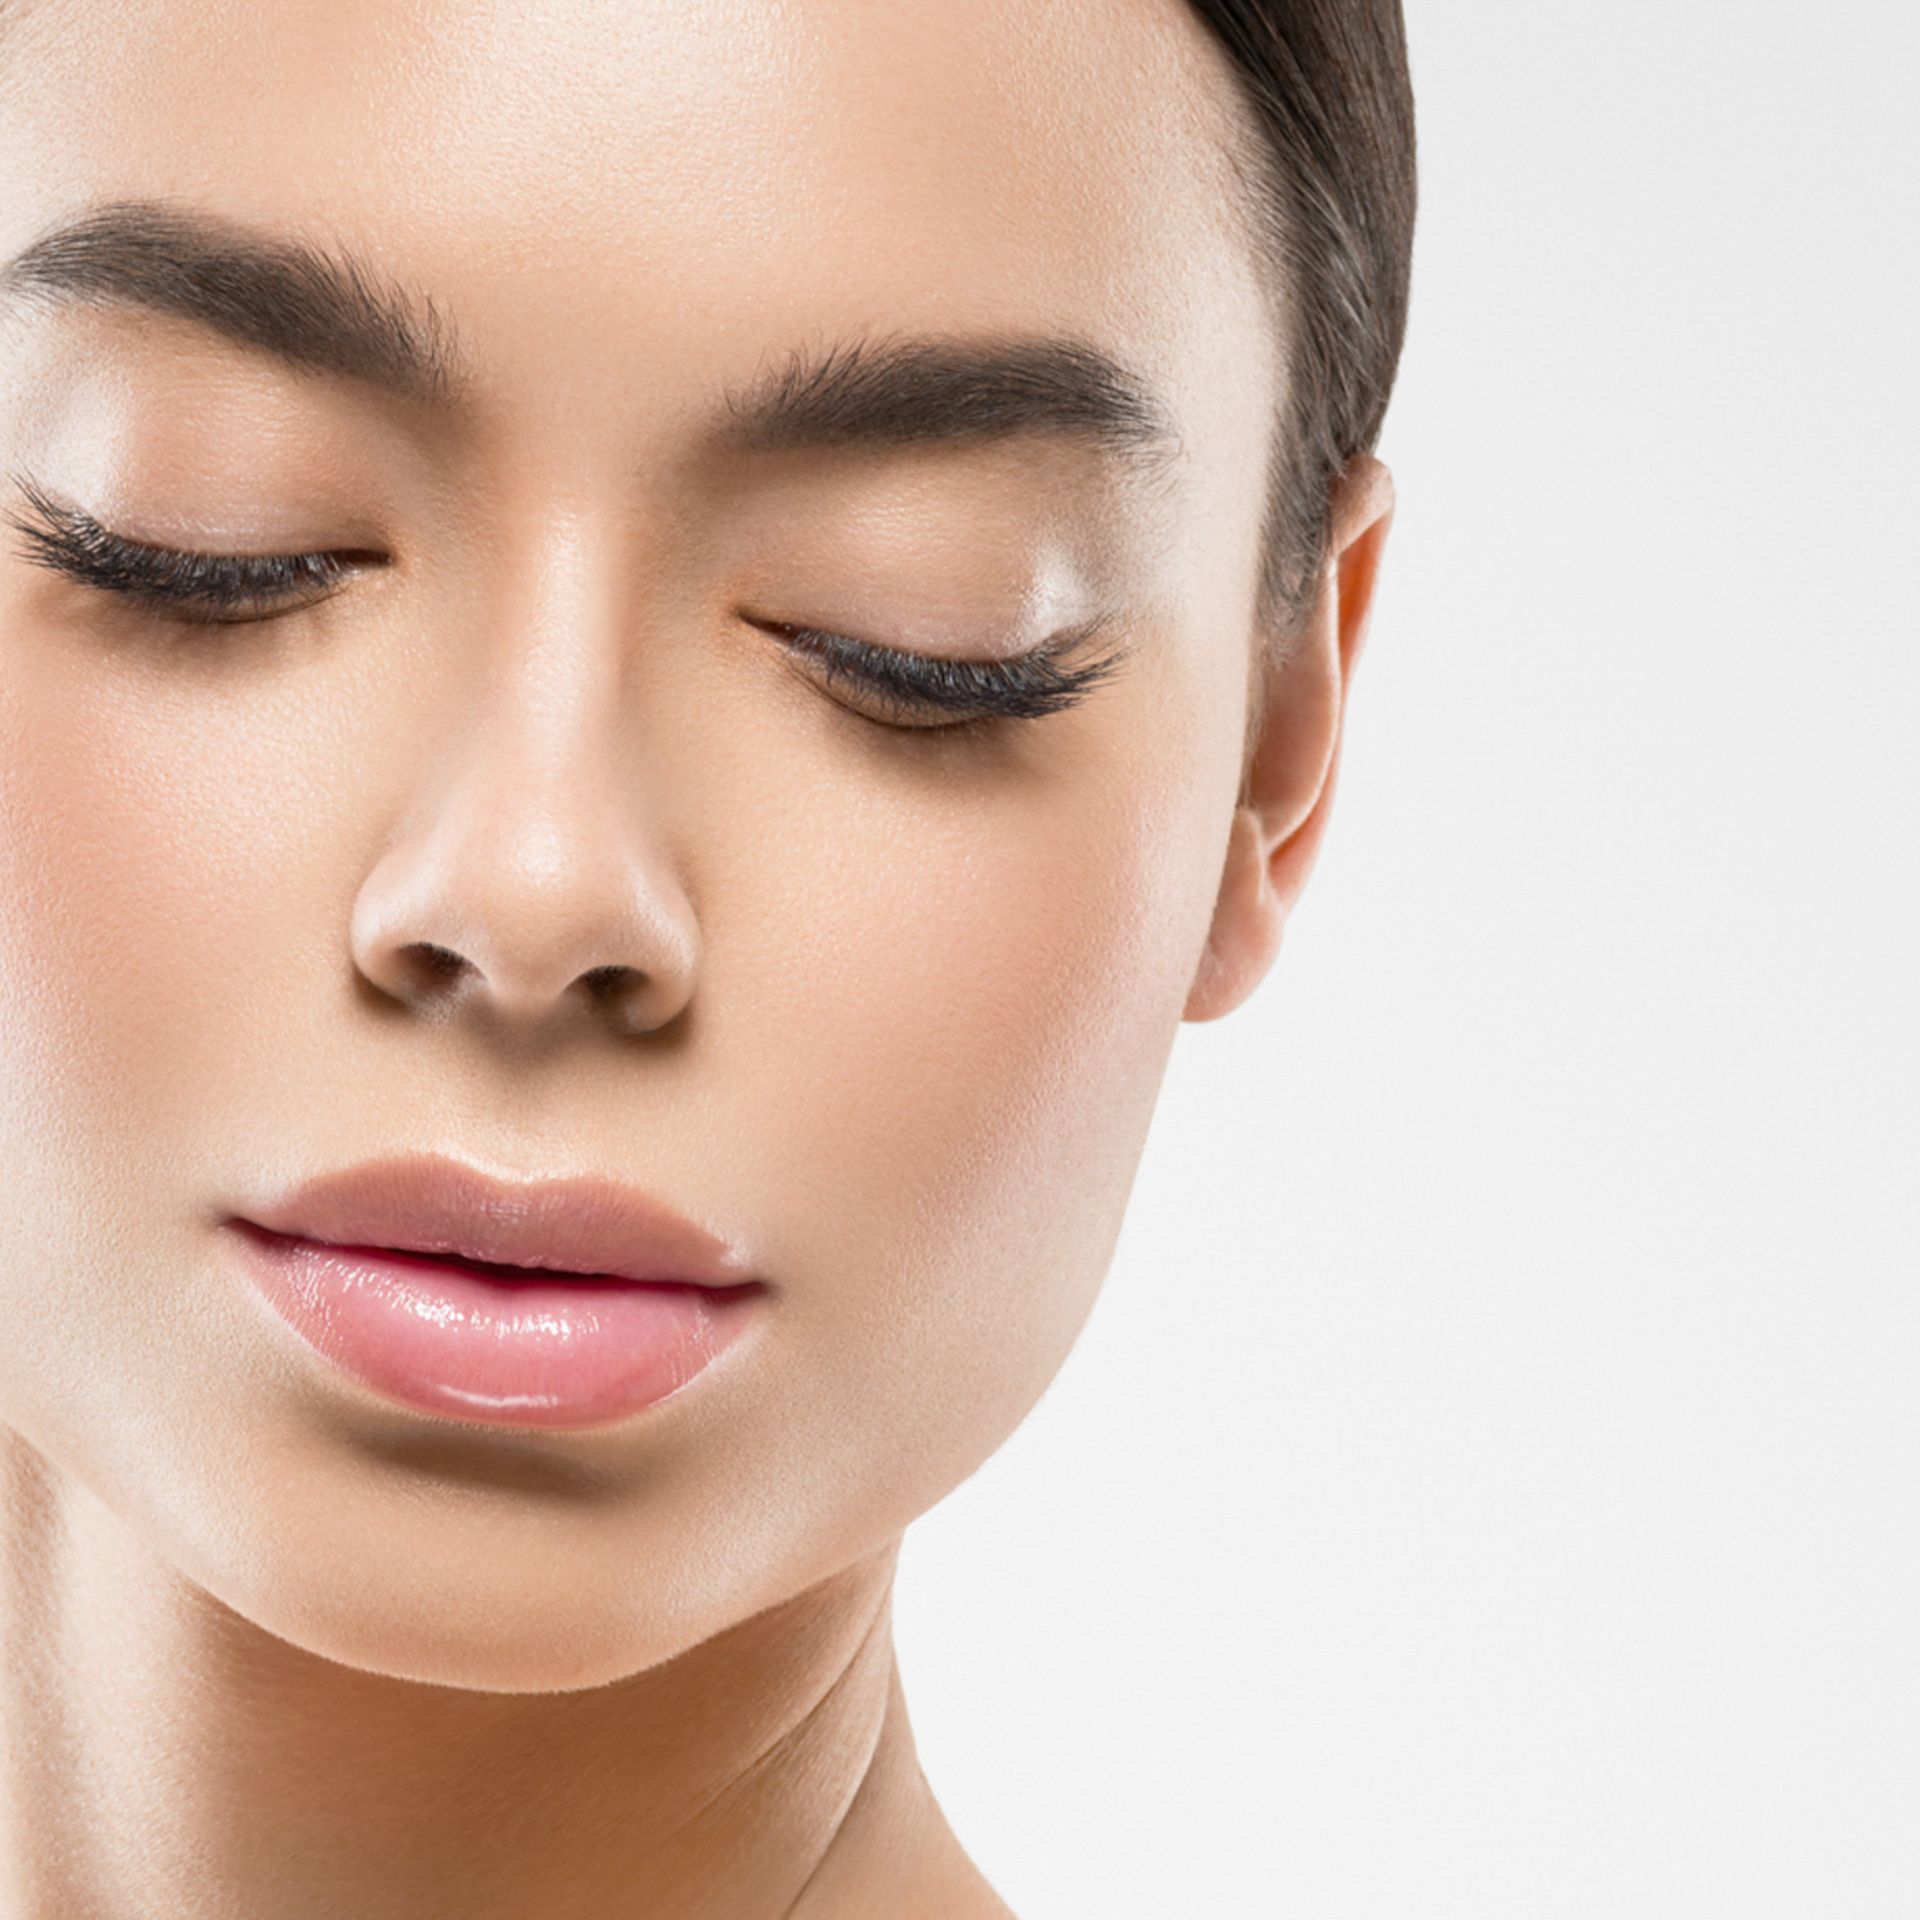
[1183,453,1396,1023]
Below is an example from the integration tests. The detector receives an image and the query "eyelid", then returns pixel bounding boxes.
[3,476,1127,725]
[754,614,1129,727]
[3,474,384,621]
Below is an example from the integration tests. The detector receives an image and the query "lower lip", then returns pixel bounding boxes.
[229,1221,760,1429]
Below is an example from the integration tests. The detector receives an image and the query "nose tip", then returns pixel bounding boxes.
[349,816,701,1042]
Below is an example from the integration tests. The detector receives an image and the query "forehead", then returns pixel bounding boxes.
[0,0,1276,516]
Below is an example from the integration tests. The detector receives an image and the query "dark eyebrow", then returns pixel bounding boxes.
[712,330,1185,479]
[0,200,1184,478]
[0,198,469,408]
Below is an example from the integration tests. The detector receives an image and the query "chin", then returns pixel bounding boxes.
[171,1492,753,1693]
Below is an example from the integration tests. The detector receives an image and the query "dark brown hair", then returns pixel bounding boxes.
[1185,1,1417,647]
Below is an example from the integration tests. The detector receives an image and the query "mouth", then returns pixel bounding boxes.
[240,1227,710,1289]
[223,1153,765,1429]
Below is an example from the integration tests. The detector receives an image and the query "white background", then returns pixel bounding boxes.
[894,4,1919,1914]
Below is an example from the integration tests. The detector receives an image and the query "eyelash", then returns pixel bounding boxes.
[4,476,373,621]
[756,620,1126,729]
[3,476,1127,731]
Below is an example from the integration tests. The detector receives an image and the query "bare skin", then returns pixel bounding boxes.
[2,1439,1002,1917]
[0,1,1390,1913]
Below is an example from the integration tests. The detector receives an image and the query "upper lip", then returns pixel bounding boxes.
[231,1152,758,1288]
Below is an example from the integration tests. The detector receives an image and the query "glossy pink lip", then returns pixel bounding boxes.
[224,1153,765,1429]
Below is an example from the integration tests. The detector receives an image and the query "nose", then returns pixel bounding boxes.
[348,551,700,1043]
[351,783,699,1041]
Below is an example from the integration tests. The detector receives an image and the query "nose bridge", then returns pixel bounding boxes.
[349,501,700,1037]
[474,503,629,779]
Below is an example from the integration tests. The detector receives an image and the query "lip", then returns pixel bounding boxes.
[224,1152,765,1429]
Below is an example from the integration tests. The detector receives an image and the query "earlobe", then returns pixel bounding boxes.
[1183,802,1283,1022]
[1182,454,1396,1024]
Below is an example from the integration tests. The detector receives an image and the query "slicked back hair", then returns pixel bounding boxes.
[1186,1,1416,655]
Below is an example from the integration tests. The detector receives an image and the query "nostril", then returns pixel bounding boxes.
[404,942,468,990]
[579,963,672,1038]
[369,942,669,1032]
[581,964,642,1001]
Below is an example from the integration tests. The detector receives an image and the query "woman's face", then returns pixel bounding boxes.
[0,0,1283,1688]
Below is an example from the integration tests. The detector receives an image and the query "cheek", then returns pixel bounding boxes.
[0,627,398,1481]
[0,647,311,1169]
[0,638,282,1472]
[696,713,1235,1493]
[792,777,1202,1205]
[0,661,191,1144]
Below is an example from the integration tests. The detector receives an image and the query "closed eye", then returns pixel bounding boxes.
[3,474,385,624]
[3,474,1133,731]
[753,616,1130,731]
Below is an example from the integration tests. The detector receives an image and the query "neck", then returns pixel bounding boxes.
[0,1430,996,1918]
